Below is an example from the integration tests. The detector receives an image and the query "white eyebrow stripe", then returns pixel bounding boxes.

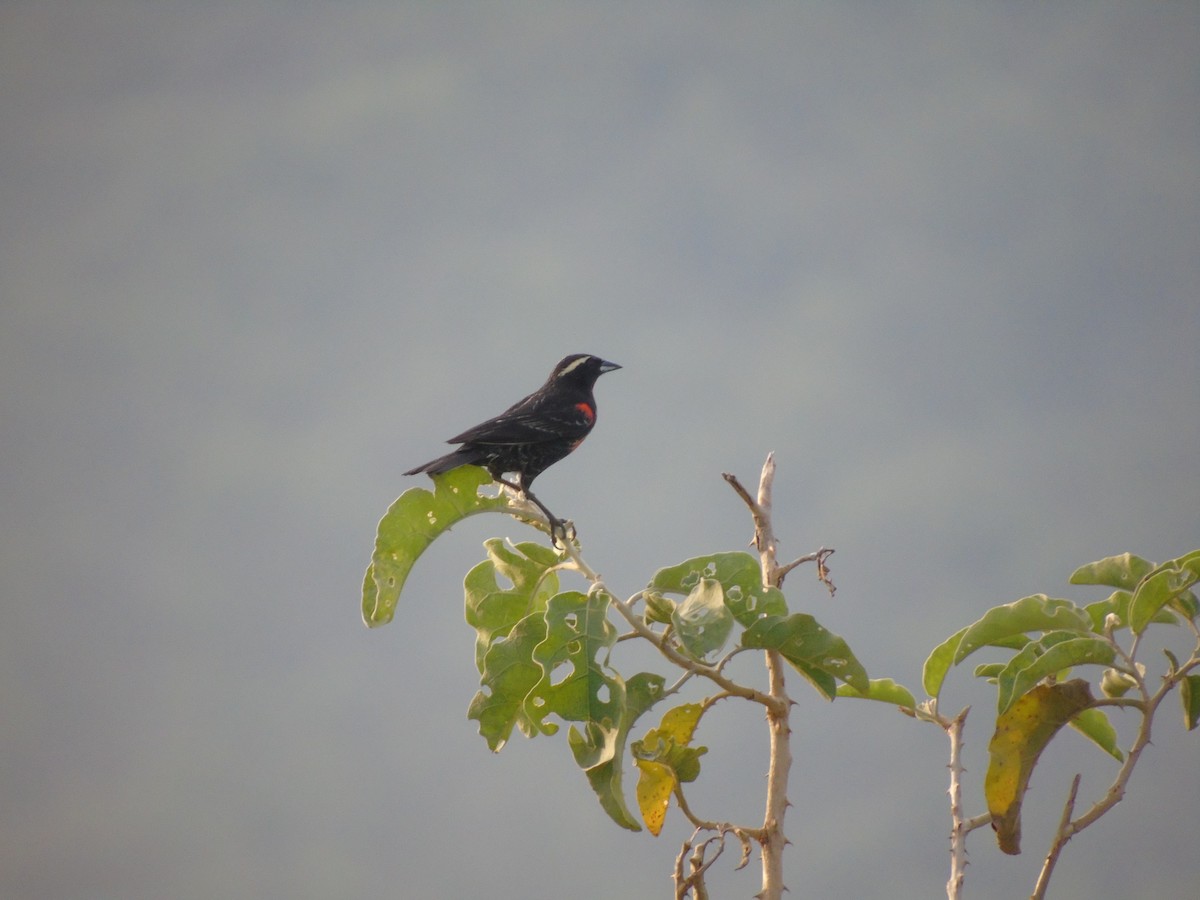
[556,356,590,377]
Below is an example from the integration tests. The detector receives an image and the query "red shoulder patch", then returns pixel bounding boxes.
[575,401,595,424]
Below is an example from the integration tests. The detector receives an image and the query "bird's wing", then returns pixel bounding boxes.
[446,397,592,446]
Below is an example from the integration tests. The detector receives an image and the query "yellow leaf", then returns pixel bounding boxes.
[985,679,1093,855]
[634,758,675,836]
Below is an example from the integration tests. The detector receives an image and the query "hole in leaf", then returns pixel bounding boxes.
[596,684,610,704]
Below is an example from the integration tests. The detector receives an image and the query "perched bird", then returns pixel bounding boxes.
[404,353,621,535]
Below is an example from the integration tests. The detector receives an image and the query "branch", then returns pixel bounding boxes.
[558,538,784,712]
[944,706,971,900]
[1030,640,1200,897]
[724,453,799,900]
[1031,774,1081,900]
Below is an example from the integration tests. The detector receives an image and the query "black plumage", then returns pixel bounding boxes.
[404,353,620,533]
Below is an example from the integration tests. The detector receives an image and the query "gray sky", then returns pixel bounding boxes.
[3,3,1198,898]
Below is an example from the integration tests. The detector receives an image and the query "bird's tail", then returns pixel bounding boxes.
[403,446,487,476]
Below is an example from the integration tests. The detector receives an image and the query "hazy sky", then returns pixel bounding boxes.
[3,3,1198,898]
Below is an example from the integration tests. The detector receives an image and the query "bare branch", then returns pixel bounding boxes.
[944,706,971,900]
[1031,774,1082,900]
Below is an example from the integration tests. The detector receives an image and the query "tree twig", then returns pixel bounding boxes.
[944,706,971,900]
[1031,774,1081,900]
[725,453,794,900]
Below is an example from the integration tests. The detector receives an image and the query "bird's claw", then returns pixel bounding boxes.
[548,517,576,548]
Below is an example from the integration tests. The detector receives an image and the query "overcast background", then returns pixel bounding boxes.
[3,3,1198,899]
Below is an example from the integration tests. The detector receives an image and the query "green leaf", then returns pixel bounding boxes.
[632,704,708,835]
[568,671,667,833]
[741,613,869,696]
[1084,590,1131,632]
[464,539,560,669]
[648,552,787,627]
[954,596,1093,665]
[526,591,622,735]
[995,631,1115,713]
[923,627,966,700]
[973,663,1005,680]
[671,578,734,660]
[1069,553,1155,590]
[1181,675,1200,732]
[923,628,1030,699]
[1085,589,1180,632]
[835,677,917,708]
[1130,550,1200,635]
[363,466,510,627]
[986,679,1094,855]
[1069,707,1124,761]
[467,610,547,751]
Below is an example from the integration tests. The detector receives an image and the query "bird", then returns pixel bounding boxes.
[404,353,621,537]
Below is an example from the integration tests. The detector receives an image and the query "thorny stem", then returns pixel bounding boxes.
[1030,648,1200,900]
[723,452,832,900]
[555,454,832,900]
[944,706,971,900]
[558,541,784,712]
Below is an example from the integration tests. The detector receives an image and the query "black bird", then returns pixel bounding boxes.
[404,353,621,535]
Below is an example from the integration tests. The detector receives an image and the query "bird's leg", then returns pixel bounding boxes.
[495,476,571,545]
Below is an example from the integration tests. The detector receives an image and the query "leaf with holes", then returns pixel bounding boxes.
[525,591,622,735]
[741,613,869,696]
[464,539,560,669]
[671,577,734,660]
[363,466,509,627]
[648,552,787,627]
[467,610,547,751]
[571,671,667,832]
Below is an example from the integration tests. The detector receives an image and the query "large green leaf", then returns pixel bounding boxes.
[994,631,1115,713]
[648,552,787,627]
[526,590,640,831]
[924,626,1033,700]
[954,596,1093,665]
[1069,553,1155,591]
[741,613,869,696]
[571,671,666,831]
[363,466,509,627]
[1129,549,1200,634]
[526,591,622,735]
[467,611,548,751]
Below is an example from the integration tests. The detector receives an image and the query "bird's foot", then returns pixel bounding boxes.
[496,479,574,547]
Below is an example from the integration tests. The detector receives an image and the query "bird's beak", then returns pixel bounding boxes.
[599,360,622,374]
